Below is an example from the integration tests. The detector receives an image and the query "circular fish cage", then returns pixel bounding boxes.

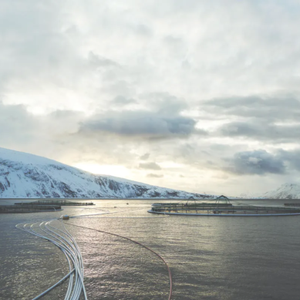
[148,202,300,217]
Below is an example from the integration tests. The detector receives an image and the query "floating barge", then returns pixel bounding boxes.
[148,199,300,217]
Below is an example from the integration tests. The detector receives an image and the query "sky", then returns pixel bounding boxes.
[1,0,300,196]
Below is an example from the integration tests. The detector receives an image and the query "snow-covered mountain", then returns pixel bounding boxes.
[0,147,213,199]
[261,183,300,199]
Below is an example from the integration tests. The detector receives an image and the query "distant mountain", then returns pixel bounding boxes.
[0,147,213,199]
[261,183,300,199]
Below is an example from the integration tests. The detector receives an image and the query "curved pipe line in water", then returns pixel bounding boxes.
[14,206,169,299]
[65,222,173,300]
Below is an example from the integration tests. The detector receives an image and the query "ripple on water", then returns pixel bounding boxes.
[2,199,300,300]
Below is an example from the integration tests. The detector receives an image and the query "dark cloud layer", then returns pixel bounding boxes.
[80,111,198,139]
[223,148,300,176]
[225,150,285,175]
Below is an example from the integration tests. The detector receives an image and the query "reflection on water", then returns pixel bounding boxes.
[1,199,300,299]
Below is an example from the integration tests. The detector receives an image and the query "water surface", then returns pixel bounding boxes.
[1,199,300,299]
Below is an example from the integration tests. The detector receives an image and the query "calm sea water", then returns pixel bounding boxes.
[1,199,300,300]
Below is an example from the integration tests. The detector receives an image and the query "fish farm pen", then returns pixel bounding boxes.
[148,201,300,216]
[0,200,94,214]
[0,204,61,213]
[14,200,95,206]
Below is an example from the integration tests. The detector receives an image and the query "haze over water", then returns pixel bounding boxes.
[1,199,300,299]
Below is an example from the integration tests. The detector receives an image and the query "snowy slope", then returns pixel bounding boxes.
[0,147,212,199]
[261,183,300,199]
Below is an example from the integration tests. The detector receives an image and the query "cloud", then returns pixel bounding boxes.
[141,92,188,114]
[277,149,300,172]
[224,150,285,175]
[0,101,84,161]
[203,95,300,121]
[111,95,136,105]
[2,0,300,195]
[79,110,198,139]
[88,52,120,68]
[147,173,164,178]
[139,162,161,170]
[200,94,300,145]
[140,153,150,160]
[0,102,36,144]
[218,121,300,143]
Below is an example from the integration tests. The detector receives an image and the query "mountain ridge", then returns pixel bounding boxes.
[0,147,213,199]
[260,183,300,199]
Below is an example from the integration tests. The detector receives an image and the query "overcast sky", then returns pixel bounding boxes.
[1,0,300,196]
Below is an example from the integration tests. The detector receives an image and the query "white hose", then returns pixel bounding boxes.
[16,220,87,300]
[15,206,171,300]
